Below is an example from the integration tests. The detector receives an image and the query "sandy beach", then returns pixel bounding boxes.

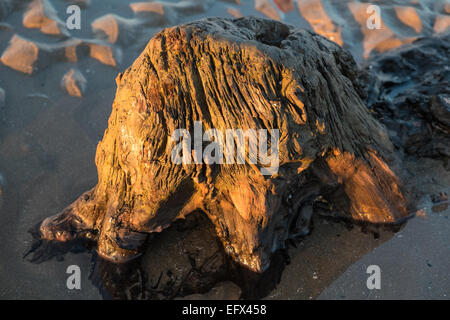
[0,0,449,300]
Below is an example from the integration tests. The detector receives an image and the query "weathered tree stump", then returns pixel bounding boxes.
[38,17,411,272]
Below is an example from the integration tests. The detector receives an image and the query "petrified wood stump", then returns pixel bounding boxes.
[39,17,411,272]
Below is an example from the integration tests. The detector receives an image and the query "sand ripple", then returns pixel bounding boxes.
[23,0,69,36]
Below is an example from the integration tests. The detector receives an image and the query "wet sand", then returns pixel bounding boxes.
[0,0,449,299]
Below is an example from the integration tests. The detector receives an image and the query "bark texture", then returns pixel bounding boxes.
[39,17,411,272]
[363,31,450,159]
